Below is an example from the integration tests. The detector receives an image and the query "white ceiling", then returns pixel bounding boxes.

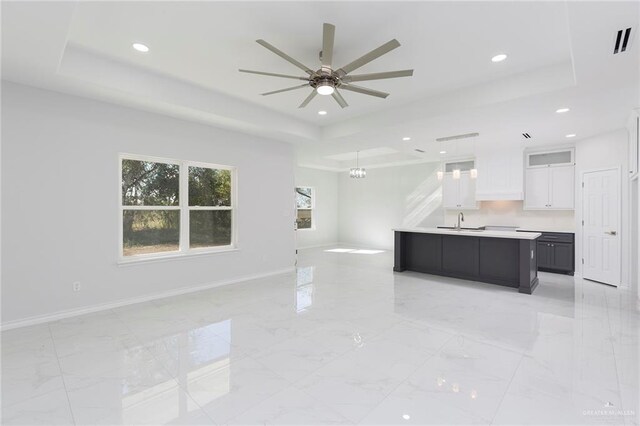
[2,1,639,170]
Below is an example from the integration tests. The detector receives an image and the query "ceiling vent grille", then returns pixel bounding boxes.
[614,27,632,54]
[522,133,532,139]
[435,132,479,142]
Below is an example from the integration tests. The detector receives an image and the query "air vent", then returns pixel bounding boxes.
[435,132,479,142]
[414,148,425,153]
[614,27,632,54]
[522,133,532,139]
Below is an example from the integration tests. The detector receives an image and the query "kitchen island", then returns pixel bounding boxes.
[393,227,542,294]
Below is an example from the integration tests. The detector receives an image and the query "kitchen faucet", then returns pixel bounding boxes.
[456,212,464,230]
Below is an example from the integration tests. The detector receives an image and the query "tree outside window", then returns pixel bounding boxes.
[295,187,314,230]
[121,156,235,259]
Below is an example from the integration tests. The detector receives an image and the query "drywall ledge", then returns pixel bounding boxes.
[0,267,295,331]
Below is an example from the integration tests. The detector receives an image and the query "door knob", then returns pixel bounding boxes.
[605,231,617,236]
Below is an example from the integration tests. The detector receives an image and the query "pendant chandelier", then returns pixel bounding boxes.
[350,151,366,178]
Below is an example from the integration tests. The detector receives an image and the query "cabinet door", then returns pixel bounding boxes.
[537,242,552,269]
[549,165,574,209]
[458,173,477,209]
[442,174,459,208]
[551,242,573,272]
[525,168,550,209]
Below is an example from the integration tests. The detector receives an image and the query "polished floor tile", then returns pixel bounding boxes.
[2,247,639,425]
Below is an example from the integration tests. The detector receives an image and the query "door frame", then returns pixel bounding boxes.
[580,166,622,286]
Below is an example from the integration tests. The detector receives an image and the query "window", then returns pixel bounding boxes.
[120,155,235,260]
[295,187,314,230]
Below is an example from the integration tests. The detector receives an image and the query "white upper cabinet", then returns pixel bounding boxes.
[524,148,575,210]
[458,173,477,208]
[549,166,575,209]
[475,149,524,200]
[524,167,550,209]
[442,171,478,210]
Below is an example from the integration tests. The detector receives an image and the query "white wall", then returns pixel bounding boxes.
[444,201,575,231]
[1,82,296,325]
[575,129,630,286]
[295,167,338,249]
[338,162,443,249]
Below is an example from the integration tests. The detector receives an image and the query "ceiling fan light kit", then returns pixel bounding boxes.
[240,23,414,109]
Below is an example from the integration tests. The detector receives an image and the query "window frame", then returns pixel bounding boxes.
[118,153,237,264]
[295,186,315,231]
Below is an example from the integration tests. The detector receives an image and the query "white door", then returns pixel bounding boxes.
[442,174,459,208]
[458,172,477,209]
[525,168,550,209]
[549,165,575,209]
[583,169,620,286]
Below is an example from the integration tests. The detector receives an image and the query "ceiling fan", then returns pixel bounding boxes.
[239,23,414,108]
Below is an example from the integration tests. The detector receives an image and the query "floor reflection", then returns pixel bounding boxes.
[122,321,232,424]
[296,266,314,313]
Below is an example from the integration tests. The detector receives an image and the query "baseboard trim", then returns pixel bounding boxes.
[296,242,339,250]
[1,267,295,331]
[336,242,393,252]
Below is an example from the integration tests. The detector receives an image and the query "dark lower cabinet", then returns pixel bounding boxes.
[405,233,442,272]
[442,235,479,277]
[394,231,539,294]
[537,241,552,269]
[532,232,574,275]
[479,238,519,287]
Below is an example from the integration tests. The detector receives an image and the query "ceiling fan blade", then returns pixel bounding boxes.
[239,69,309,81]
[339,84,389,99]
[342,69,413,83]
[256,39,315,75]
[332,89,349,108]
[298,90,317,108]
[337,39,401,76]
[321,23,335,69]
[261,84,310,96]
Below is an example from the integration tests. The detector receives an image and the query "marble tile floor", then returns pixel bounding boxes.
[2,247,639,425]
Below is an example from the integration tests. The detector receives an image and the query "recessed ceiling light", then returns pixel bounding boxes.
[565,133,576,138]
[402,137,411,141]
[132,43,149,53]
[556,108,570,113]
[402,414,411,420]
[491,53,507,62]
[318,110,327,115]
[440,150,447,154]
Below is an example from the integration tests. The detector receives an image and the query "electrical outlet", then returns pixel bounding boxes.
[73,282,81,292]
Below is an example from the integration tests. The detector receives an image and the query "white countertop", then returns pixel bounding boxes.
[515,227,575,234]
[393,227,542,240]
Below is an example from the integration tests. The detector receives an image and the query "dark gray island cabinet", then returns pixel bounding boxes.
[393,228,542,294]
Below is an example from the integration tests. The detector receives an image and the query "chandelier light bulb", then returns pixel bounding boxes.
[350,151,366,178]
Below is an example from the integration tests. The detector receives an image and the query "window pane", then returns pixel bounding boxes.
[528,151,572,166]
[190,210,232,248]
[296,187,312,209]
[123,210,180,256]
[189,167,231,206]
[444,160,475,172]
[297,209,312,229]
[122,159,179,206]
